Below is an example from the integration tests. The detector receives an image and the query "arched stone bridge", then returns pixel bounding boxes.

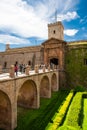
[0,70,59,130]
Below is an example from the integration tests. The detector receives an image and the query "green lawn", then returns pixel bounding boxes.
[15,91,69,130]
[83,99,87,130]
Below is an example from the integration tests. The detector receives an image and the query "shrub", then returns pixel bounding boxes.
[57,125,77,130]
[64,92,82,129]
[82,93,87,98]
[74,86,86,92]
[45,123,53,130]
[45,91,74,130]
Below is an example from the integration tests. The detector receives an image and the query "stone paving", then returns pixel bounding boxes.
[0,69,52,80]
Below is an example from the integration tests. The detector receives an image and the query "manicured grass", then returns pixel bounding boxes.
[82,99,87,130]
[15,90,69,130]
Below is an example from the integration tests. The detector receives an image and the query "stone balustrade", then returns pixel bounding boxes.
[8,64,52,78]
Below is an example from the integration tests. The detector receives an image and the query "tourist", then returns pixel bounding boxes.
[14,64,18,76]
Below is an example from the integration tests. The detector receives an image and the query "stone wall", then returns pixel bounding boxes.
[0,70,58,130]
[0,45,43,71]
[65,41,87,89]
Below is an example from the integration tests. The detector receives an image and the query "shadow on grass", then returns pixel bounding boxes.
[15,90,69,130]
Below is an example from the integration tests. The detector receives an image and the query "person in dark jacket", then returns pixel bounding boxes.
[14,64,18,76]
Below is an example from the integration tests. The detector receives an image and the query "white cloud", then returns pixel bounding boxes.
[57,12,79,21]
[64,29,79,36]
[0,34,30,44]
[0,0,48,39]
[0,0,79,45]
[61,0,79,13]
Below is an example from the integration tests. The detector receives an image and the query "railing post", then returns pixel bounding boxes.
[43,65,46,72]
[25,65,30,75]
[9,65,15,78]
[48,65,50,71]
[34,65,39,73]
[0,65,2,74]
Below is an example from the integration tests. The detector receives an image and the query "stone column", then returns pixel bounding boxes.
[9,65,15,78]
[34,65,39,73]
[44,49,48,66]
[25,65,30,75]
[0,65,2,74]
[48,65,50,71]
[43,65,46,72]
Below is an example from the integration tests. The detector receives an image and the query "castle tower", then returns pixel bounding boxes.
[48,21,64,40]
[6,43,10,51]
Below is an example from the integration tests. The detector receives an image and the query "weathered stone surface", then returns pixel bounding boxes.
[25,65,30,75]
[9,65,15,78]
[43,65,46,72]
[34,65,39,73]
[0,71,58,130]
[48,21,64,40]
[0,65,2,74]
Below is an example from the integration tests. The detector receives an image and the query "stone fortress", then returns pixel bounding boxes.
[0,21,87,130]
[0,21,66,88]
[0,21,87,87]
[0,21,65,70]
[0,21,87,88]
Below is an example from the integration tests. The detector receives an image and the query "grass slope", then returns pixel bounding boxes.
[15,91,69,130]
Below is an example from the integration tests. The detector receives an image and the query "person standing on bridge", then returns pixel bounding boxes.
[14,63,18,76]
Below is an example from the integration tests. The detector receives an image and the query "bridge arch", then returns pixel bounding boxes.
[0,90,11,130]
[51,73,58,91]
[17,80,38,108]
[40,75,50,98]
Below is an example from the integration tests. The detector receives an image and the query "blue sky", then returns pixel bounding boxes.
[0,0,87,51]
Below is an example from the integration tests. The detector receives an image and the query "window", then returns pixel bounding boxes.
[15,61,18,65]
[84,59,87,65]
[53,30,56,34]
[3,62,7,68]
[28,60,31,65]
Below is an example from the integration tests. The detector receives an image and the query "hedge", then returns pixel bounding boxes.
[62,92,83,130]
[45,91,74,130]
[57,125,77,130]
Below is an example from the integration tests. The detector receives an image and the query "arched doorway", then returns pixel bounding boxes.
[17,80,37,108]
[51,73,57,91]
[40,76,50,98]
[50,58,59,69]
[0,90,11,130]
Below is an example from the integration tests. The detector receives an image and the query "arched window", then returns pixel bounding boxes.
[53,30,56,34]
[3,62,7,68]
[28,60,31,65]
[84,59,87,65]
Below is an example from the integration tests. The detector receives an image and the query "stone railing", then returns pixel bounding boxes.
[8,64,52,78]
[0,64,56,78]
